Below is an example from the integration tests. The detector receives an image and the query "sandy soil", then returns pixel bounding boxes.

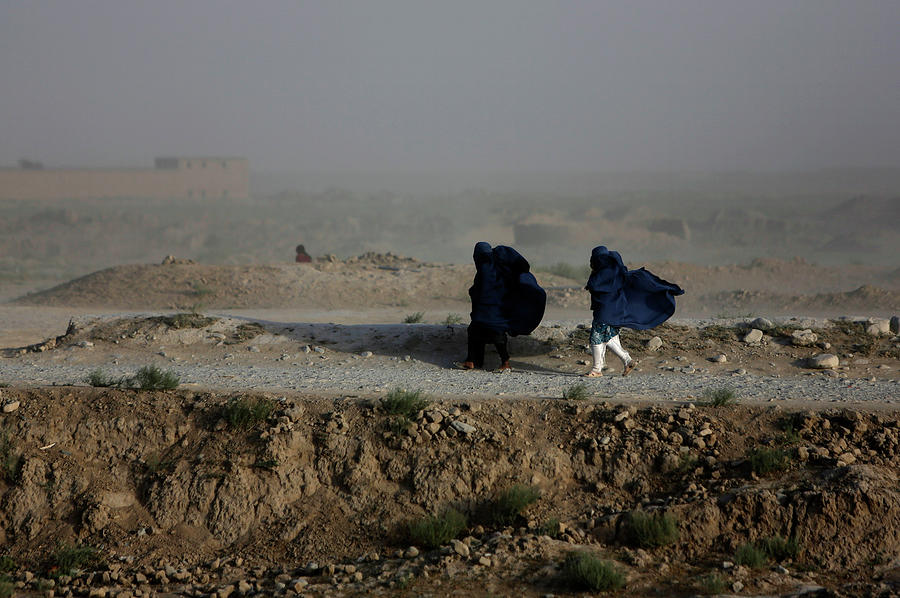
[0,254,898,597]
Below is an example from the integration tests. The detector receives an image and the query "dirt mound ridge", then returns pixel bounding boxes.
[12,255,477,310]
[10,254,898,318]
[1,388,899,595]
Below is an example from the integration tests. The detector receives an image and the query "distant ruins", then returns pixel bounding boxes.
[0,156,249,200]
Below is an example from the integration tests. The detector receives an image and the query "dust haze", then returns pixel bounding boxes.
[1,1,898,299]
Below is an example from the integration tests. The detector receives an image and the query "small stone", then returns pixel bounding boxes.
[837,452,856,466]
[646,336,663,351]
[613,410,629,422]
[291,579,308,592]
[404,547,419,558]
[314,346,326,354]
[2,401,20,413]
[866,318,891,336]
[775,565,789,574]
[710,354,727,363]
[807,354,839,369]
[248,346,260,352]
[302,345,311,353]
[743,329,763,344]
[732,581,744,592]
[722,561,734,569]
[78,340,94,348]
[450,539,470,558]
[450,420,476,435]
[360,351,373,358]
[750,317,773,330]
[237,580,252,594]
[478,556,492,567]
[891,315,900,334]
[791,329,818,346]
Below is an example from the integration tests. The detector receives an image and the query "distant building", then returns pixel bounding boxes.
[0,156,249,200]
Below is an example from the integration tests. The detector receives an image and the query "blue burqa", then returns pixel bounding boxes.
[469,242,546,336]
[585,246,684,330]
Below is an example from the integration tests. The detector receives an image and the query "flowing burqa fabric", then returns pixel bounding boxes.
[469,243,546,336]
[585,246,684,329]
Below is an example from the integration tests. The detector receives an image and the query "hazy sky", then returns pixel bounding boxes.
[1,1,898,173]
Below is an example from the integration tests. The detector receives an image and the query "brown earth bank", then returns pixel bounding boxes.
[10,253,900,318]
[1,387,900,596]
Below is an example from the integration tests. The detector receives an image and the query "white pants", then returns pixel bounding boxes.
[590,335,632,373]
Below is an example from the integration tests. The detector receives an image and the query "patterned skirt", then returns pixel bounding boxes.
[590,313,620,345]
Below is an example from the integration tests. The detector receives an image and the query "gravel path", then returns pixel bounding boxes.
[2,311,897,406]
[4,356,898,405]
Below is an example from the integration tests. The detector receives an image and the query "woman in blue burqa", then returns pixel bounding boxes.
[458,242,546,371]
[584,246,683,377]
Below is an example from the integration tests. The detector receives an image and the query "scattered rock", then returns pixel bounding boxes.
[891,315,900,334]
[791,329,818,346]
[866,319,891,336]
[2,401,20,413]
[646,336,663,351]
[807,354,840,369]
[750,317,773,330]
[710,354,727,363]
[360,351,373,358]
[450,420,476,435]
[743,329,763,344]
[450,539,470,558]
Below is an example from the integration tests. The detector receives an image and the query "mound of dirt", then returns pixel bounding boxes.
[1,388,899,596]
[11,254,900,319]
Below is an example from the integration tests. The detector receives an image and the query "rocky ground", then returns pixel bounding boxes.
[1,387,900,598]
[1,254,899,597]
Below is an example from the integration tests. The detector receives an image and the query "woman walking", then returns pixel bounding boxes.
[458,242,546,371]
[584,246,683,377]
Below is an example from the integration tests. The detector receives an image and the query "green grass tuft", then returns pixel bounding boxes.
[562,551,625,591]
[407,508,468,549]
[700,386,737,406]
[222,396,277,431]
[0,555,15,574]
[734,542,767,568]
[758,535,800,561]
[131,365,180,390]
[49,543,100,576]
[403,312,424,324]
[489,484,541,526]
[538,517,562,538]
[380,389,429,419]
[696,572,728,594]
[84,369,123,388]
[443,313,464,325]
[562,382,591,401]
[748,447,790,475]
[621,509,679,548]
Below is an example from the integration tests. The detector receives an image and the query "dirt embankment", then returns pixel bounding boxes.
[11,253,900,318]
[1,387,899,596]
